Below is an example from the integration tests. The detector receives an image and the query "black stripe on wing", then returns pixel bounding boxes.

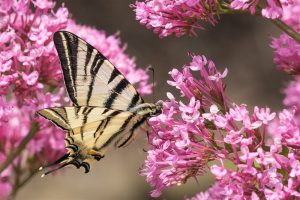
[54,32,79,106]
[94,110,123,145]
[86,54,103,106]
[53,31,144,110]
[37,108,69,131]
[99,113,136,149]
[117,116,148,148]
[128,93,141,110]
[64,33,78,95]
[84,45,93,81]
[80,107,94,140]
[104,79,129,108]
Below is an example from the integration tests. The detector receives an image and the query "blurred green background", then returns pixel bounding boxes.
[16,0,287,199]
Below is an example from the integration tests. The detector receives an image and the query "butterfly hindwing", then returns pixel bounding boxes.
[53,31,144,110]
[37,107,111,130]
[37,107,145,150]
[113,115,149,148]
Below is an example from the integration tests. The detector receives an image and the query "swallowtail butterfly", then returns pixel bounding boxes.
[37,31,162,176]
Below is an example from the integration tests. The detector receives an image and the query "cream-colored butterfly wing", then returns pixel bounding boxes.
[53,31,144,111]
[37,107,147,151]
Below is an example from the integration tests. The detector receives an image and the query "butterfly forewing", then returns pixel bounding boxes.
[53,31,144,110]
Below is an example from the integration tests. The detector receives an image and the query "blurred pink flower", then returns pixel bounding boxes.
[282,76,300,124]
[0,181,12,200]
[132,0,218,38]
[230,0,291,19]
[271,0,300,75]
[132,0,293,38]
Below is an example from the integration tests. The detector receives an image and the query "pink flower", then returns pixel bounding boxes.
[142,55,231,197]
[202,104,219,121]
[230,0,290,19]
[271,0,300,74]
[210,165,227,178]
[224,129,243,144]
[22,71,39,86]
[132,0,218,38]
[146,54,300,199]
[261,1,282,19]
[32,0,55,9]
[230,0,255,11]
[142,88,212,196]
[271,34,300,75]
[282,76,300,126]
[254,106,276,124]
[0,181,12,199]
[208,68,228,81]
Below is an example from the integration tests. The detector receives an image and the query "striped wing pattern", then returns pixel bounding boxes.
[37,31,155,174]
[38,107,148,150]
[53,31,144,110]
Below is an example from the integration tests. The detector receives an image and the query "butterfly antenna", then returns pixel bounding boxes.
[39,153,69,172]
[41,161,74,178]
[147,66,155,103]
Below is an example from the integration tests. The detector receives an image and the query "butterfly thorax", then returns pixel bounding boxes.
[129,102,162,117]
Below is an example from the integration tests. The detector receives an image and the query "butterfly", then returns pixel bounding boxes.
[37,31,162,176]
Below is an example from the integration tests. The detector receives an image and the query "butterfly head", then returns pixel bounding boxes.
[40,140,104,177]
[152,101,163,116]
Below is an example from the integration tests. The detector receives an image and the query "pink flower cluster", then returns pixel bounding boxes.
[132,0,294,38]
[271,0,300,75]
[0,0,68,101]
[132,0,218,38]
[0,0,68,197]
[142,55,228,197]
[282,76,300,124]
[230,0,292,19]
[0,0,151,198]
[143,55,300,199]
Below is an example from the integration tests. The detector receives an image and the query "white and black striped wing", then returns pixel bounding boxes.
[37,107,148,150]
[37,107,113,131]
[93,111,149,150]
[54,31,143,111]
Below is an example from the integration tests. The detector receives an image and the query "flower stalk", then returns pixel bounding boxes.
[0,123,38,174]
[273,19,300,44]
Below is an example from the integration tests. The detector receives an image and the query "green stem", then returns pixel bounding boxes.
[273,19,300,43]
[10,169,39,199]
[0,122,39,174]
